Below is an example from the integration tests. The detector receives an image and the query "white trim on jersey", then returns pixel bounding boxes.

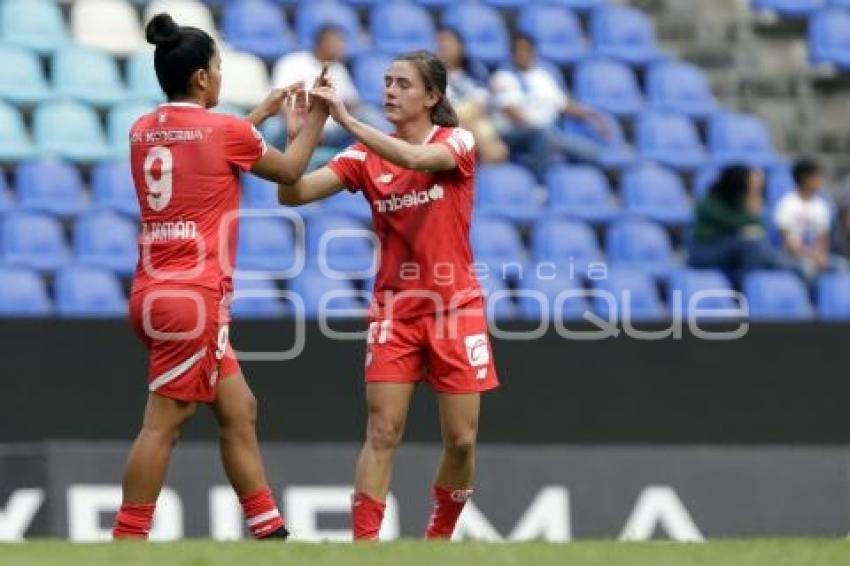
[159,102,204,109]
[335,149,367,161]
[148,347,208,392]
[423,125,440,144]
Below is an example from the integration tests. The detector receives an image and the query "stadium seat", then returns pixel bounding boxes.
[0,170,12,215]
[559,112,637,169]
[809,8,850,69]
[475,163,542,224]
[412,0,454,6]
[542,0,606,12]
[0,265,52,316]
[231,277,288,319]
[478,272,519,321]
[370,2,436,56]
[442,3,510,65]
[108,101,156,156]
[590,5,664,66]
[708,112,779,168]
[52,46,128,108]
[236,216,296,273]
[241,173,324,219]
[620,163,693,226]
[573,58,645,118]
[294,0,366,55]
[606,218,676,278]
[693,165,720,201]
[765,161,795,208]
[0,0,69,55]
[646,61,718,118]
[593,268,667,321]
[0,102,37,162]
[33,101,114,163]
[531,218,603,273]
[2,211,70,271]
[635,111,708,172]
[743,270,814,320]
[516,4,588,65]
[74,210,139,275]
[92,160,140,217]
[72,0,144,56]
[323,189,372,223]
[546,164,621,224]
[16,159,89,218]
[668,269,740,318]
[288,269,364,318]
[471,217,527,273]
[817,273,850,320]
[353,51,395,107]
[0,44,53,106]
[221,0,294,62]
[219,49,271,108]
[54,265,127,317]
[306,215,375,275]
[144,0,220,43]
[126,51,166,102]
[753,0,826,17]
[516,270,588,321]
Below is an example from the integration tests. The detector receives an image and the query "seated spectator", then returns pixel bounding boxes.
[437,27,508,163]
[490,34,607,180]
[775,159,848,280]
[689,164,798,284]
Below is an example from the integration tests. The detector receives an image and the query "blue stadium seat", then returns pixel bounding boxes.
[237,216,296,273]
[542,0,606,12]
[0,44,53,106]
[478,273,519,321]
[573,58,645,118]
[708,112,779,168]
[593,268,667,321]
[52,46,127,108]
[231,277,288,319]
[668,269,739,318]
[294,0,366,55]
[33,100,114,163]
[809,8,850,69]
[516,4,588,65]
[240,174,324,219]
[323,189,372,223]
[471,217,526,272]
[743,270,814,320]
[830,0,850,8]
[0,265,52,316]
[16,159,89,217]
[412,0,454,6]
[817,273,850,320]
[370,2,436,56]
[307,215,375,275]
[442,3,510,65]
[92,160,140,218]
[0,101,36,162]
[620,163,693,226]
[546,164,621,224]
[126,51,166,102]
[606,218,676,277]
[0,169,12,215]
[2,211,70,271]
[693,165,720,201]
[109,101,155,156]
[516,270,588,321]
[222,0,294,62]
[559,112,637,169]
[532,218,602,273]
[0,0,69,55]
[74,210,138,275]
[352,50,394,107]
[646,61,718,118]
[54,265,127,317]
[288,269,364,318]
[765,161,795,208]
[753,0,826,17]
[590,5,664,66]
[476,163,542,224]
[635,111,708,172]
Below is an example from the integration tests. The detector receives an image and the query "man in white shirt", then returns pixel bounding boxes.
[490,34,608,180]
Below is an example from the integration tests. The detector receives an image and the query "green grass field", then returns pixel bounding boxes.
[0,540,848,566]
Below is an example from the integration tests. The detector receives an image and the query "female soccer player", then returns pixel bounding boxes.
[278,50,500,540]
[112,13,329,540]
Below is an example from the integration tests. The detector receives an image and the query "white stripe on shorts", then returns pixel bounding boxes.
[246,509,280,528]
[148,347,207,392]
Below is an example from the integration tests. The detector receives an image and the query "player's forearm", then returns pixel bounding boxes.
[339,115,421,170]
[278,110,327,184]
[246,107,272,128]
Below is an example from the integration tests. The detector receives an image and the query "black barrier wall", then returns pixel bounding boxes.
[3,320,850,444]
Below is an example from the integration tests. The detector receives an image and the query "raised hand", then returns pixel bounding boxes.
[309,84,350,126]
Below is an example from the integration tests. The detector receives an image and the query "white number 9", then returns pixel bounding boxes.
[144,146,174,211]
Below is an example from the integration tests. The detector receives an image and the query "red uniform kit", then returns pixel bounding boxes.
[327,126,499,393]
[128,103,267,402]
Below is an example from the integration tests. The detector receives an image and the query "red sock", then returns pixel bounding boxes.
[351,492,385,541]
[112,502,155,540]
[240,487,285,539]
[425,485,473,539]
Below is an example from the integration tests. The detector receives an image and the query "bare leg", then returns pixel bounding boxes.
[434,392,480,489]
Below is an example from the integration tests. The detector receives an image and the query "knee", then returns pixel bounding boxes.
[366,413,405,453]
[443,428,477,459]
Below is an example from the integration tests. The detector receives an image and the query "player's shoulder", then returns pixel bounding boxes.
[332,142,369,163]
[434,126,476,154]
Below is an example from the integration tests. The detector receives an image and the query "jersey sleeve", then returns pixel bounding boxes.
[436,127,476,178]
[224,117,268,172]
[327,144,368,193]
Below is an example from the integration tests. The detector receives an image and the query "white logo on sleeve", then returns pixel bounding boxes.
[464,333,490,369]
[447,128,475,154]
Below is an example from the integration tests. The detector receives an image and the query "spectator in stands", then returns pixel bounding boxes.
[272,25,382,147]
[437,27,507,163]
[832,187,850,258]
[489,34,607,181]
[774,159,848,281]
[689,164,797,283]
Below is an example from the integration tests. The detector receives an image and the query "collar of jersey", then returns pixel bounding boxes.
[159,102,204,109]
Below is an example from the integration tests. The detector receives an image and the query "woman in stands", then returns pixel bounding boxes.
[278,51,499,540]
[113,13,329,540]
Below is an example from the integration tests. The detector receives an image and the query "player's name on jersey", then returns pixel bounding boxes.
[132,128,207,145]
[142,220,198,242]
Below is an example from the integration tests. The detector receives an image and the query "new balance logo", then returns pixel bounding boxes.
[373,184,445,214]
[377,173,394,184]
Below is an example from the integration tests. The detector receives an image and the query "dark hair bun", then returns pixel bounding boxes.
[146,13,181,50]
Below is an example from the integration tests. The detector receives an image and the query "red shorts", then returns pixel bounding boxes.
[364,300,500,394]
[129,284,240,403]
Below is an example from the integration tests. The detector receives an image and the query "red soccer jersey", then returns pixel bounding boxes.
[129,103,267,295]
[327,125,483,320]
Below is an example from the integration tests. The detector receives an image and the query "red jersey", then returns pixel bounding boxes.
[129,103,267,295]
[327,125,482,320]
